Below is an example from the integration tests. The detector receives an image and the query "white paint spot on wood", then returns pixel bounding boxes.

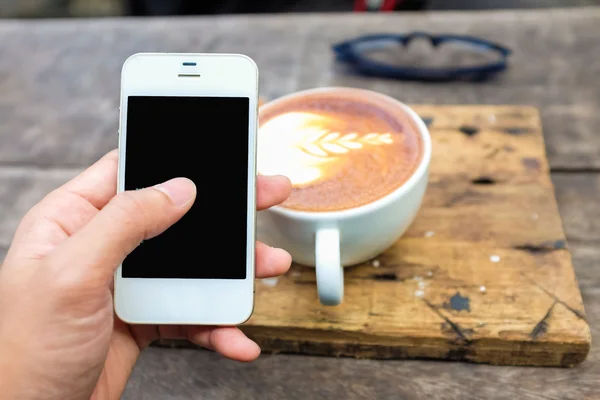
[372,260,381,268]
[261,277,279,287]
[490,255,500,263]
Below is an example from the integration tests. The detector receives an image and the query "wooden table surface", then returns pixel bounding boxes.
[0,7,599,400]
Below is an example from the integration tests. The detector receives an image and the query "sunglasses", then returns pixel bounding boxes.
[332,31,512,82]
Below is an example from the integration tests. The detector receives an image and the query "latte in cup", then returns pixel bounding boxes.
[258,88,424,211]
[257,87,432,305]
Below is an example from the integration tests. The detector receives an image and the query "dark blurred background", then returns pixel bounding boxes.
[0,0,599,18]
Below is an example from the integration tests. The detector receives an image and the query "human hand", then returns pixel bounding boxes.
[0,150,292,400]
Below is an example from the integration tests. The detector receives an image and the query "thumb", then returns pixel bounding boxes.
[48,177,196,284]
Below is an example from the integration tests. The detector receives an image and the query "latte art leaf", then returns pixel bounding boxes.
[258,111,396,187]
[298,131,394,158]
[258,91,423,212]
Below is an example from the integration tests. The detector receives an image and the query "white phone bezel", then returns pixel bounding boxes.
[114,53,258,325]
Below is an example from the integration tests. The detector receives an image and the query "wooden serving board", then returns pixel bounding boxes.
[164,105,591,367]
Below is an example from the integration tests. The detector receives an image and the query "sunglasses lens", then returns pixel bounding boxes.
[354,37,503,70]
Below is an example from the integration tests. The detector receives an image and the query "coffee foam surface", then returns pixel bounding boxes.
[258,91,422,211]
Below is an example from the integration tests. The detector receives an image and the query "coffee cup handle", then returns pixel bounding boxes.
[315,228,344,306]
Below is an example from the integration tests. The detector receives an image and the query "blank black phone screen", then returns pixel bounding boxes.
[122,96,250,279]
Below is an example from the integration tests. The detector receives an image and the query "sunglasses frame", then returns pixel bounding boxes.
[332,31,512,82]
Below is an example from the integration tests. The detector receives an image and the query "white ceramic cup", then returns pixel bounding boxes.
[256,87,432,306]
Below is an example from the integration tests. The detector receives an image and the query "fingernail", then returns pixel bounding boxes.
[155,178,196,207]
[266,175,291,186]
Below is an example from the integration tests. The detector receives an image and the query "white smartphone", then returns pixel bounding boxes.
[114,53,259,325]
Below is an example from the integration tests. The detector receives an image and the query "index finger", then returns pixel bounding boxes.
[60,149,119,209]
[257,175,291,210]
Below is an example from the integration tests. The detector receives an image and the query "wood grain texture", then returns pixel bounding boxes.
[155,105,590,367]
[0,8,599,168]
[124,340,600,400]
